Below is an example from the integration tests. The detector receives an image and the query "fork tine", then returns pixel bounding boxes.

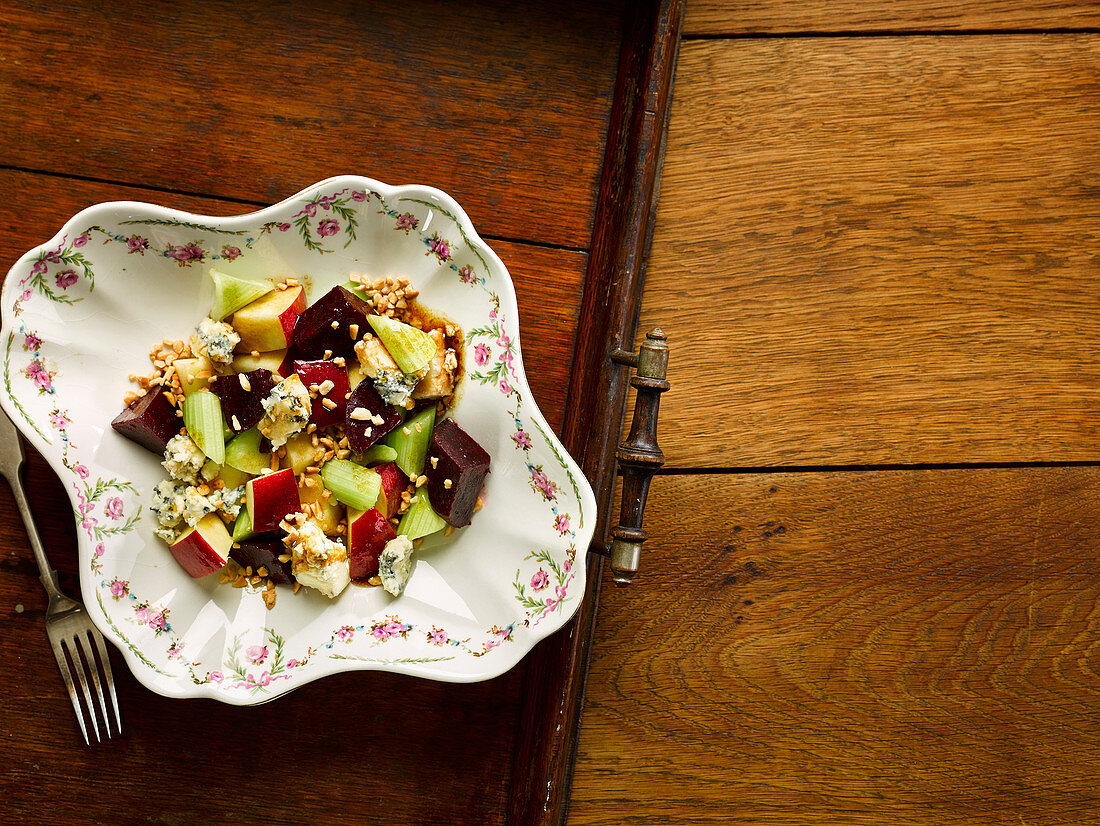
[63,638,101,744]
[90,630,122,736]
[50,639,90,746]
[74,631,111,740]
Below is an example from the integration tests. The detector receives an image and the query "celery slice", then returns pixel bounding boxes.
[224,427,270,475]
[231,507,253,542]
[320,459,382,511]
[209,268,274,320]
[367,314,436,376]
[381,406,436,479]
[397,490,447,540]
[359,444,398,466]
[182,390,225,465]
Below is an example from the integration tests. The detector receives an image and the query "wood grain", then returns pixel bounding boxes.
[0,168,584,432]
[510,2,685,822]
[684,1,1100,35]
[570,469,1100,825]
[642,36,1100,468]
[0,0,624,248]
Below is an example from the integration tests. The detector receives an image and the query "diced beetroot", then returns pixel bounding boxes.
[374,461,405,519]
[111,389,182,453]
[291,286,374,359]
[344,380,402,453]
[231,538,294,586]
[293,359,351,427]
[212,368,274,434]
[347,507,396,580]
[426,419,491,527]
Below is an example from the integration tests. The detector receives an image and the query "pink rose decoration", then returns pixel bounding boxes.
[317,218,339,237]
[246,645,269,664]
[530,570,550,591]
[473,343,491,366]
[106,497,125,519]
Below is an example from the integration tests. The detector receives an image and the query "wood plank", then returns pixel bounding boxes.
[570,469,1100,824]
[0,0,625,249]
[642,36,1100,468]
[0,168,583,432]
[684,1,1100,35]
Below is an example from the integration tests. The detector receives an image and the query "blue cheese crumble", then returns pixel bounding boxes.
[258,374,311,448]
[284,515,350,598]
[162,434,206,484]
[209,485,245,520]
[151,480,187,528]
[379,535,415,596]
[194,317,240,364]
[354,336,418,405]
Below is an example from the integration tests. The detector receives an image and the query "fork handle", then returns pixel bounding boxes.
[6,464,65,601]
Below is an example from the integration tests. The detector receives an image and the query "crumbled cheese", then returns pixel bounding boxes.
[209,484,245,520]
[182,486,216,526]
[162,434,206,484]
[378,535,415,597]
[258,374,311,448]
[284,517,350,598]
[354,336,418,405]
[194,317,240,364]
[154,526,179,544]
[151,480,187,527]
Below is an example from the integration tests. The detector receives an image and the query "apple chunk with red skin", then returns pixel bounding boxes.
[347,507,396,580]
[246,468,301,533]
[170,513,233,578]
[373,461,405,519]
[231,285,306,352]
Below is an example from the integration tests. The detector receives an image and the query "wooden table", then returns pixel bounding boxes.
[5,1,1100,824]
[570,2,1100,824]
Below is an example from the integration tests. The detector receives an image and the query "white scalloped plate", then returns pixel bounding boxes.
[0,175,595,703]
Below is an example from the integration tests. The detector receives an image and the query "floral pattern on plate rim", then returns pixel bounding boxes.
[3,183,586,696]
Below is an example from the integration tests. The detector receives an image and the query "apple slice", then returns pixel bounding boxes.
[373,461,405,519]
[347,507,396,580]
[169,512,232,578]
[246,468,300,533]
[208,268,274,321]
[294,359,351,427]
[173,355,215,396]
[291,285,373,358]
[231,349,292,378]
[111,389,181,454]
[299,480,343,535]
[232,285,306,352]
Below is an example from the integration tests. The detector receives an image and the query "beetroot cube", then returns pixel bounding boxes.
[111,389,182,453]
[427,419,491,527]
[293,360,350,427]
[344,380,402,452]
[291,286,373,359]
[212,368,274,434]
[231,538,294,585]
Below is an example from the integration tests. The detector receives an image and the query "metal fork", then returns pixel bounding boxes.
[0,410,121,744]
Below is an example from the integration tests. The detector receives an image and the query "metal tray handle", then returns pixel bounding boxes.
[593,328,669,585]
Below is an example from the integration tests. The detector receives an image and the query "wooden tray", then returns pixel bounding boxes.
[0,1,683,822]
